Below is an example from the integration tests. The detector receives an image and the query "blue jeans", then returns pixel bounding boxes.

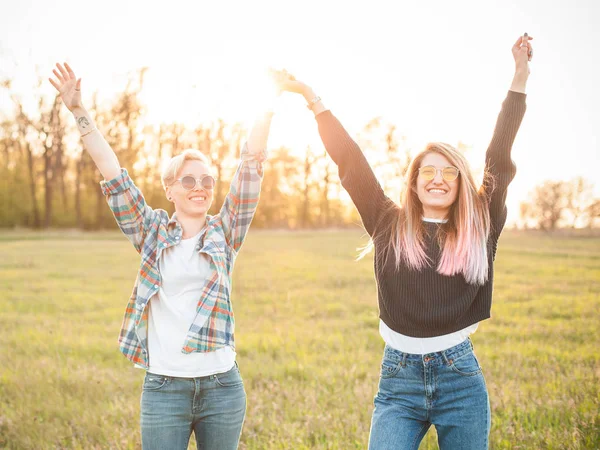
[368,338,490,450]
[140,363,246,450]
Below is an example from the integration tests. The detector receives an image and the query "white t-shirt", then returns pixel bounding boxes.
[147,230,235,377]
[379,320,478,354]
[378,217,479,354]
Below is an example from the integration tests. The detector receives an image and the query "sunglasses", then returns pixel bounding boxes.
[172,175,216,191]
[418,165,460,182]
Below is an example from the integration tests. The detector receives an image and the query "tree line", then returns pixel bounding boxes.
[1,71,597,231]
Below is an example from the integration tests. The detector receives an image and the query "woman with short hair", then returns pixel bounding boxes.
[50,63,272,450]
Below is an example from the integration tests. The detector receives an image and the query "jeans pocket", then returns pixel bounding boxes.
[215,364,244,388]
[380,356,402,379]
[449,352,482,377]
[143,373,169,391]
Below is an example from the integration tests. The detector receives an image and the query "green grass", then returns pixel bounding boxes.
[0,229,599,449]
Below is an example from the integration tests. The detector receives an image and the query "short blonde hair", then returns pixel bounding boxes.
[161,149,211,190]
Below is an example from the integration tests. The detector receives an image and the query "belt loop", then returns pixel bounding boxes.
[401,353,408,368]
[441,350,451,366]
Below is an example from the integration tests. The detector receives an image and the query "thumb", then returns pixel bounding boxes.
[76,78,81,90]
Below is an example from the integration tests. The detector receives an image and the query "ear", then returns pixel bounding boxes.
[165,187,173,202]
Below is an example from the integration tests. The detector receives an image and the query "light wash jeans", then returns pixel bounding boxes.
[140,362,246,450]
[369,338,490,450]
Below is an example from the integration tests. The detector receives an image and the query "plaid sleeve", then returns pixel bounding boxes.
[100,168,158,254]
[218,143,267,253]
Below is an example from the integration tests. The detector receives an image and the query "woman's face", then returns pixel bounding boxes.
[166,160,215,218]
[415,152,460,219]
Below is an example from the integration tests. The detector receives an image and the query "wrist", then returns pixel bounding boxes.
[510,71,528,92]
[513,67,529,79]
[300,85,316,101]
[71,106,87,116]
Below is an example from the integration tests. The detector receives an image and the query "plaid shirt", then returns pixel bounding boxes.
[100,143,266,369]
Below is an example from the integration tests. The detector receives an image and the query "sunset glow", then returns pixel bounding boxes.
[2,0,598,225]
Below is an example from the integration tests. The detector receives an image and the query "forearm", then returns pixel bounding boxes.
[316,110,388,235]
[247,111,275,153]
[509,70,528,94]
[485,90,525,228]
[300,86,328,116]
[72,107,121,180]
[220,149,263,251]
[486,90,526,160]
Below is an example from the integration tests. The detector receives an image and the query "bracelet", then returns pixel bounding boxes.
[306,96,322,110]
[80,127,97,138]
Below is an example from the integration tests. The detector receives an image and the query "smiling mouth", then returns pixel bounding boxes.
[189,195,207,202]
[427,188,448,194]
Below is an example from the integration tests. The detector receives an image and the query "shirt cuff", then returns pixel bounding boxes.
[100,168,133,196]
[241,142,268,163]
[507,90,527,101]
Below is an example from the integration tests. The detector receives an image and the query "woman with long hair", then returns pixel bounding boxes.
[50,63,272,449]
[274,34,533,449]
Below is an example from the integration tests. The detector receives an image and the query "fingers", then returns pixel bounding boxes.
[50,62,77,90]
[64,62,76,79]
[281,68,296,81]
[513,34,533,50]
[52,68,65,84]
[521,33,533,61]
[56,62,70,80]
[513,35,524,50]
[48,77,60,91]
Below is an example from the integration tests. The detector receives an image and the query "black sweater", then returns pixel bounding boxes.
[316,91,526,337]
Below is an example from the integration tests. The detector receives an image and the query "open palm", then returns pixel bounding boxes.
[49,62,82,112]
[269,69,307,95]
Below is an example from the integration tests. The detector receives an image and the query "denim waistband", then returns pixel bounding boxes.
[383,337,474,366]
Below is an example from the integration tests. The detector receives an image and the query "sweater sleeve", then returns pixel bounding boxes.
[316,110,390,236]
[484,91,527,239]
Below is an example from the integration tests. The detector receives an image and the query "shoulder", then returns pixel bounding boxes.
[372,200,400,237]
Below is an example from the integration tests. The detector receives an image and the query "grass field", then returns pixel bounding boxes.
[1,229,599,449]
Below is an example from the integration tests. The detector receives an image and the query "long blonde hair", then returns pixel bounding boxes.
[366,142,491,285]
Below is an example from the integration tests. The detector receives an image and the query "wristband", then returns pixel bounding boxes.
[306,96,322,110]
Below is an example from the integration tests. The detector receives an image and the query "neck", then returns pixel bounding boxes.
[421,207,449,220]
[176,212,207,239]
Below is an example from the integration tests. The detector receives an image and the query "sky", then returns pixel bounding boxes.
[1,0,599,225]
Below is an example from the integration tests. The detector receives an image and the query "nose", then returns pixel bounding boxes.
[191,182,205,192]
[432,169,444,184]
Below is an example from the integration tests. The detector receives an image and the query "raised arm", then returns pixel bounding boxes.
[273,70,390,236]
[485,35,532,237]
[50,63,157,253]
[219,111,272,252]
[49,63,120,181]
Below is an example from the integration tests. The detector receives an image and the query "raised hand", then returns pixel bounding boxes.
[269,68,309,96]
[512,34,533,75]
[48,62,82,112]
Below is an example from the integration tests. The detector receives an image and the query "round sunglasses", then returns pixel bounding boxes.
[171,175,216,191]
[418,165,460,182]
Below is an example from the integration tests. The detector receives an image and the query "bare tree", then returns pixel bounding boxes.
[252,146,301,228]
[92,69,147,228]
[195,120,242,214]
[12,103,41,228]
[587,199,600,228]
[521,180,568,231]
[565,176,595,228]
[358,117,411,201]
